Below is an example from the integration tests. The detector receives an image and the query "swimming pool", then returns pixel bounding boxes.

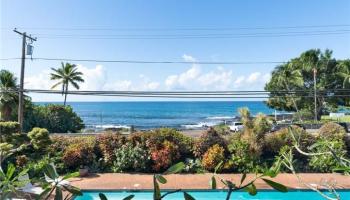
[75,190,350,200]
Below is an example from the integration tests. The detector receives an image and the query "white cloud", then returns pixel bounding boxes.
[104,80,132,91]
[182,54,196,62]
[246,72,261,83]
[77,64,106,90]
[165,64,201,89]
[233,76,245,88]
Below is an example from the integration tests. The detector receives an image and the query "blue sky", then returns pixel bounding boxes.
[1,0,350,101]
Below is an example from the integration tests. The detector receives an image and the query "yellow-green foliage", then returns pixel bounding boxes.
[0,121,20,139]
[201,144,225,171]
[318,122,346,141]
[28,127,51,150]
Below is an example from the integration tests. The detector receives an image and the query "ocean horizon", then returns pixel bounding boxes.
[36,101,276,130]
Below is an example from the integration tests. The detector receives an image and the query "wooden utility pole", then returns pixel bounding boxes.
[13,28,36,133]
[313,68,317,122]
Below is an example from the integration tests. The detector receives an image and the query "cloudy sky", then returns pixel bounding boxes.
[1,0,350,101]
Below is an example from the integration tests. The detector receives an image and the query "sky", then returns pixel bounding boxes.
[1,0,350,102]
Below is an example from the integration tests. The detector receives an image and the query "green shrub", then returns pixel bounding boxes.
[227,136,258,173]
[111,143,150,172]
[62,137,96,170]
[0,122,20,137]
[308,140,348,172]
[96,133,126,165]
[318,122,346,141]
[201,144,225,171]
[193,128,226,158]
[264,126,314,157]
[28,127,51,150]
[23,104,84,133]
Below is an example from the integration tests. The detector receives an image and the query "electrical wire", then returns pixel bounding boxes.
[0,57,287,65]
[3,24,350,31]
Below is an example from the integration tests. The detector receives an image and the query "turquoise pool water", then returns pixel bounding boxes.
[75,190,350,200]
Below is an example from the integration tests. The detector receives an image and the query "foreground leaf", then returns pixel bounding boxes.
[261,178,288,192]
[245,183,257,196]
[240,173,247,185]
[122,194,135,200]
[164,162,185,174]
[155,174,167,184]
[210,176,216,189]
[99,193,108,200]
[184,192,196,200]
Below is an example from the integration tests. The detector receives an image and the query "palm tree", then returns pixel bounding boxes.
[0,70,18,121]
[50,63,84,106]
[274,63,304,121]
[337,60,350,88]
[337,60,350,106]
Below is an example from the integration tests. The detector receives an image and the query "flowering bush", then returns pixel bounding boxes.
[201,144,225,171]
[147,128,193,157]
[193,128,226,158]
[150,140,180,172]
[62,137,96,170]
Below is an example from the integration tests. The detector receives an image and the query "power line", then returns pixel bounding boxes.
[0,57,287,65]
[29,31,350,40]
[2,24,350,31]
[30,29,350,37]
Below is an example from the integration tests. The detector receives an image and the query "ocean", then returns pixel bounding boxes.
[37,101,275,130]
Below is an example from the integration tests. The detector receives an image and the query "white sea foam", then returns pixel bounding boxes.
[206,116,234,120]
[181,121,220,129]
[95,124,130,129]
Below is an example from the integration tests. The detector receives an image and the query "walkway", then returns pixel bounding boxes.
[70,173,350,190]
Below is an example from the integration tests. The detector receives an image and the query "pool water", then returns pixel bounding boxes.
[75,190,350,200]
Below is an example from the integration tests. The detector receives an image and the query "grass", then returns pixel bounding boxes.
[321,115,350,123]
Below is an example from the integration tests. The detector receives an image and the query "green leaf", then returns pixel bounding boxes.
[222,180,235,188]
[153,176,161,200]
[99,193,108,200]
[214,161,223,173]
[122,195,135,200]
[333,166,350,173]
[184,192,196,200]
[55,187,63,200]
[261,178,288,192]
[245,183,257,196]
[36,187,52,200]
[210,176,216,189]
[44,164,58,179]
[240,173,247,185]
[63,185,82,196]
[5,164,15,179]
[63,172,80,180]
[155,174,167,184]
[164,162,185,174]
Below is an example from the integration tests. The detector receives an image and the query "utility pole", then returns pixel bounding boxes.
[313,68,317,122]
[13,28,36,133]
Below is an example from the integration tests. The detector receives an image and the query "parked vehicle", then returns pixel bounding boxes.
[229,122,244,132]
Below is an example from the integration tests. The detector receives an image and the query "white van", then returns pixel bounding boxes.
[229,122,244,132]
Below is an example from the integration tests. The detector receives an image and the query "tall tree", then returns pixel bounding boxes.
[265,49,341,120]
[337,60,350,106]
[0,70,18,121]
[50,63,84,106]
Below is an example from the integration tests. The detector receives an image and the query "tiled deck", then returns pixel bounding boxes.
[70,173,350,190]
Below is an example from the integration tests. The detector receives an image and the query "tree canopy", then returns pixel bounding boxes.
[265,49,349,119]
